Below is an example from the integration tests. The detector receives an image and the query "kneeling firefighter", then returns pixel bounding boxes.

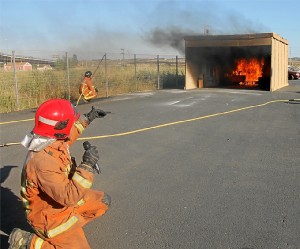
[8,99,111,249]
[79,71,98,102]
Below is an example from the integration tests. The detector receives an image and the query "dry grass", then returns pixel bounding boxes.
[0,60,185,113]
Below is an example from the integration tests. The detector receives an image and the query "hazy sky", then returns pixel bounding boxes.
[0,0,299,59]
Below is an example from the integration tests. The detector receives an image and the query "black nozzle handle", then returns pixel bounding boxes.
[82,141,101,174]
[83,141,91,151]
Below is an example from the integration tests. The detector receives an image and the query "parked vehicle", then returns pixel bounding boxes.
[288,66,300,80]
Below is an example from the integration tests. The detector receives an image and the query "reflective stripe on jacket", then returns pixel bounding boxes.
[79,77,97,100]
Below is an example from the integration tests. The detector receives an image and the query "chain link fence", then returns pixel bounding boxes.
[0,50,185,113]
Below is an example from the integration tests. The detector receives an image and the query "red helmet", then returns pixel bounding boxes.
[33,99,80,139]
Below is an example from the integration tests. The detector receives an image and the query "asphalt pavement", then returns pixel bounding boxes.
[1,81,299,249]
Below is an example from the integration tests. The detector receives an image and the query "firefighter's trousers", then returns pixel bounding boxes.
[29,190,109,249]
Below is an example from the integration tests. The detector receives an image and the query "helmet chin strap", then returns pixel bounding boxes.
[54,133,67,139]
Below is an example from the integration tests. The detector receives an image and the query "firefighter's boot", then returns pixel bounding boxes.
[8,228,33,249]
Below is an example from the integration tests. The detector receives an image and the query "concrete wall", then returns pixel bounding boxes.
[270,34,289,91]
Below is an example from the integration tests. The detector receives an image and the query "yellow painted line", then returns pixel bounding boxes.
[0,118,34,125]
[0,142,22,147]
[0,99,297,146]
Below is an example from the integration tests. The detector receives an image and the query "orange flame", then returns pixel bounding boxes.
[233,58,264,85]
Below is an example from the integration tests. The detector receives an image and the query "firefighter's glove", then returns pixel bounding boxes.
[80,145,100,174]
[85,106,107,124]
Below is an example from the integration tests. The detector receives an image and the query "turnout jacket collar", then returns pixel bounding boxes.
[21,132,56,152]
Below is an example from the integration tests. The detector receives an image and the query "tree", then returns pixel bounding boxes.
[54,54,79,70]
[70,54,78,67]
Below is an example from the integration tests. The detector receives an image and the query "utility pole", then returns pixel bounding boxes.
[288,46,292,66]
[121,48,125,66]
[66,52,70,100]
[121,48,125,60]
[204,25,210,35]
[12,51,20,110]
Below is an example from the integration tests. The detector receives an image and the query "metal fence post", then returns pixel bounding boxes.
[66,52,71,100]
[176,56,178,76]
[157,55,160,89]
[134,54,137,91]
[12,51,20,110]
[105,53,108,97]
[176,55,178,87]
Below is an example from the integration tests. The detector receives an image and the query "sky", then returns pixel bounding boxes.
[0,0,299,59]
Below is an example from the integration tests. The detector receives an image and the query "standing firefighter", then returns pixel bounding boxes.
[79,71,98,102]
[8,99,111,249]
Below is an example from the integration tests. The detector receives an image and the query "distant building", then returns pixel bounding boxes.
[37,64,53,71]
[4,62,33,71]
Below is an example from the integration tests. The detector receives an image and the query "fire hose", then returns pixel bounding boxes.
[1,99,299,148]
[0,110,111,147]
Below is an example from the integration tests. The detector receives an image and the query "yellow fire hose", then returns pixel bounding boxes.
[1,98,299,148]
[76,92,84,107]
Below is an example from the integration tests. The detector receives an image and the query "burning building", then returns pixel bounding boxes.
[184,33,288,91]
